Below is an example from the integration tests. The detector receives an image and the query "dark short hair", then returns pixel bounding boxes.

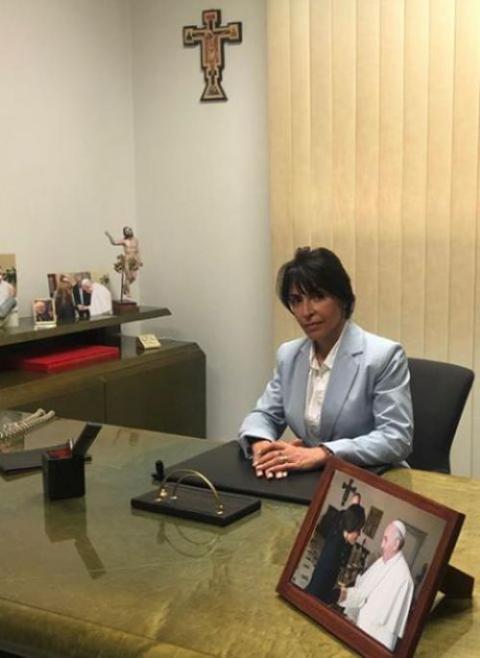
[277,247,355,318]
[341,504,366,533]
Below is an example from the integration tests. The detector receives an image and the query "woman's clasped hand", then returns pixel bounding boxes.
[251,439,330,479]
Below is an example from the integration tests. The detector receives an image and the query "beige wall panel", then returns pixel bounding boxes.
[290,0,312,250]
[354,0,380,332]
[268,0,297,346]
[331,0,356,274]
[423,0,454,361]
[310,0,333,251]
[378,0,404,340]
[474,138,480,478]
[377,0,404,342]
[400,0,429,356]
[448,0,479,367]
[268,0,293,267]
[448,0,480,476]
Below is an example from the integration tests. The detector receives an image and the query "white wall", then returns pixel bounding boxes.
[130,0,272,440]
[0,0,272,441]
[0,0,137,308]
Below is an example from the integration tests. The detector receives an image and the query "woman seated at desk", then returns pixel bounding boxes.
[239,247,413,479]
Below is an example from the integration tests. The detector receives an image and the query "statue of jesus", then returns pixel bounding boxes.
[105,227,143,299]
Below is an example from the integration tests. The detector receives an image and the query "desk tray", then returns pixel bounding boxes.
[131,483,261,526]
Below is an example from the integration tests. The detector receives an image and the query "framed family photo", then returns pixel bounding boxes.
[277,457,466,658]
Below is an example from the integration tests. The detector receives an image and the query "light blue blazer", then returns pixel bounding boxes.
[239,322,413,467]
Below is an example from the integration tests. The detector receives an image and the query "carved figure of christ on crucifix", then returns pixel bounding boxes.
[183,9,242,102]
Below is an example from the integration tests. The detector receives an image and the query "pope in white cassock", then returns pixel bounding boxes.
[339,520,414,651]
[81,279,112,317]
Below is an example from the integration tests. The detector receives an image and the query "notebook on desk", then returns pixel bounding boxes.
[0,444,67,474]
[0,446,92,475]
[166,440,322,505]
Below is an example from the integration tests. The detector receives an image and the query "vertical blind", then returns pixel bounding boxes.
[267,0,480,476]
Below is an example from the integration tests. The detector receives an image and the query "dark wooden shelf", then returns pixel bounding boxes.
[0,306,171,347]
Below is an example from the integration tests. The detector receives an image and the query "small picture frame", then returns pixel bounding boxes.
[277,457,467,658]
[33,298,56,327]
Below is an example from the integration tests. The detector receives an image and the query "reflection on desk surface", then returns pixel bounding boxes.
[43,496,106,580]
[0,415,478,658]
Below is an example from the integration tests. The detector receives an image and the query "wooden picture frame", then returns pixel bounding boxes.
[277,457,467,658]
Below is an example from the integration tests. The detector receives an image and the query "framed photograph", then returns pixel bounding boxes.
[277,457,466,658]
[33,298,56,327]
[47,271,112,320]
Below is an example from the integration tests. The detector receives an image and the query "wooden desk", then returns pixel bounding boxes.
[0,418,478,658]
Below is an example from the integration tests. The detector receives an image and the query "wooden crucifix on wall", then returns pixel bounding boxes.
[183,9,242,102]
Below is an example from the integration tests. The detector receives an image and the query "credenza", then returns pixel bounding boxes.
[0,307,206,437]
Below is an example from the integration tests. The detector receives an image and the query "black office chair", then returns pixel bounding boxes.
[407,357,474,473]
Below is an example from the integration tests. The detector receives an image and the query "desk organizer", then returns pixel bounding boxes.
[131,469,261,526]
[42,447,85,500]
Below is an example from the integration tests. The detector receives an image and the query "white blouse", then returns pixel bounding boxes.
[304,327,345,438]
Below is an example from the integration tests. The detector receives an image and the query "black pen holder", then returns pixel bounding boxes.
[42,449,85,500]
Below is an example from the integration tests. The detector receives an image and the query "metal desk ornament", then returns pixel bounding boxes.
[131,467,261,527]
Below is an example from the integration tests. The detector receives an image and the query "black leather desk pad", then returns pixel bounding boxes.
[166,440,322,505]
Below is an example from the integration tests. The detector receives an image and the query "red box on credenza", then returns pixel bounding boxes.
[11,345,120,374]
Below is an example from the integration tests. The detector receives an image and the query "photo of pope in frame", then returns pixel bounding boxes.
[277,457,466,658]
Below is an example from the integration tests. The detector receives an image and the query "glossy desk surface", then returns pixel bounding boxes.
[0,417,478,658]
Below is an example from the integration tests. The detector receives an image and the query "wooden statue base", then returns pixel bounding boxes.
[113,300,139,315]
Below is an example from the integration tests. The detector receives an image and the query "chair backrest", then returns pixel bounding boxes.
[407,358,474,473]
